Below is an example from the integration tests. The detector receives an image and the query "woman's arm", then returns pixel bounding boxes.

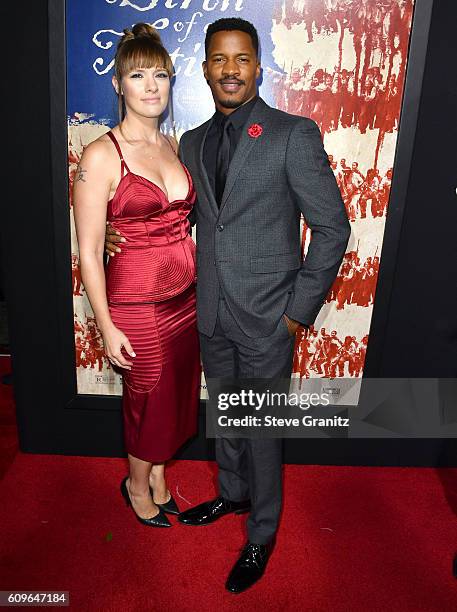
[73,140,135,369]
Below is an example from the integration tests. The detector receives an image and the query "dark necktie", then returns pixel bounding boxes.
[215,117,232,207]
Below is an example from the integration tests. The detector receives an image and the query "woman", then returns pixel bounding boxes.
[73,23,200,528]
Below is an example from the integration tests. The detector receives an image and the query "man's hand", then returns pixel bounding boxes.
[105,222,125,257]
[283,314,300,336]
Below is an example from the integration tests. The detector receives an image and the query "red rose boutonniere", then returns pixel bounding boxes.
[247,123,263,138]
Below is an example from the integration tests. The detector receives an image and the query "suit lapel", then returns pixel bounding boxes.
[197,119,219,217]
[219,98,270,216]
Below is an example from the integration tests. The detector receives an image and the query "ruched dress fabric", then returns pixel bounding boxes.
[105,131,200,463]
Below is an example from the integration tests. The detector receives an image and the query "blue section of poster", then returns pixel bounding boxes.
[66,0,280,130]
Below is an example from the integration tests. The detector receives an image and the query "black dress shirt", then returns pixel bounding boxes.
[203,96,258,197]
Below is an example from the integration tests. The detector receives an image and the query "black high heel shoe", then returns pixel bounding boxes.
[120,477,171,527]
[149,486,180,515]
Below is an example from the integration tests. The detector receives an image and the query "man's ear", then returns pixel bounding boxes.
[202,60,209,83]
[256,61,261,81]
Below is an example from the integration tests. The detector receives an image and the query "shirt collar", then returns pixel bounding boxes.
[214,96,258,129]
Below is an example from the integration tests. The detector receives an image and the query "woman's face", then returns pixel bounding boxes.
[113,65,170,119]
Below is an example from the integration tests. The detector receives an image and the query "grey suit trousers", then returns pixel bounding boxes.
[200,296,295,545]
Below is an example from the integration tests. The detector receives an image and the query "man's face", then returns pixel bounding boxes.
[203,30,260,114]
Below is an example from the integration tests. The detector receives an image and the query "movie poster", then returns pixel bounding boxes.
[67,0,414,395]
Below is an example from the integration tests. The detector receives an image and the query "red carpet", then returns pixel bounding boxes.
[1,357,457,610]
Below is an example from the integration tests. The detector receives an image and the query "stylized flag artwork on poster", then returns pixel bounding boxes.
[67,0,414,395]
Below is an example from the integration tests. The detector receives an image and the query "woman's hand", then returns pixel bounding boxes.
[102,325,136,370]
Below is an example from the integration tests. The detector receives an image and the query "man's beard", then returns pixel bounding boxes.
[218,97,245,109]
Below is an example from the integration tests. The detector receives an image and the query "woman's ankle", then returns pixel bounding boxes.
[128,478,151,497]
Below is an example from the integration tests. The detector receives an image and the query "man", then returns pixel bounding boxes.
[106,18,350,593]
[71,254,83,296]
[325,330,343,377]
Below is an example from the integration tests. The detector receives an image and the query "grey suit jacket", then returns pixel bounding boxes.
[179,97,350,339]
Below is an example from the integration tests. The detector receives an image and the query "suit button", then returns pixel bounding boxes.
[216,224,224,232]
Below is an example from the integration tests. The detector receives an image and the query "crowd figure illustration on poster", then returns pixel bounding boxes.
[67,0,414,392]
[270,0,413,379]
[330,157,391,221]
[327,250,380,309]
[277,67,401,137]
[74,312,111,372]
[293,326,368,380]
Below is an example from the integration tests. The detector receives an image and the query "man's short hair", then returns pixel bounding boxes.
[205,18,259,58]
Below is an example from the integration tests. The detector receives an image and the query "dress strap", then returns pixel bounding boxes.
[107,131,130,175]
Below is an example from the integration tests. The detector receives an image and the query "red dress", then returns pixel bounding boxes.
[105,131,200,463]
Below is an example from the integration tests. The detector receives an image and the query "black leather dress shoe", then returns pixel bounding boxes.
[120,477,171,527]
[177,496,250,526]
[226,542,273,593]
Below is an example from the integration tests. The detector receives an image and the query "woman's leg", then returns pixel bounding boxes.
[149,463,170,504]
[127,453,160,518]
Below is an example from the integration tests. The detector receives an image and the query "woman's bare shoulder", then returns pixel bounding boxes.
[79,131,118,167]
